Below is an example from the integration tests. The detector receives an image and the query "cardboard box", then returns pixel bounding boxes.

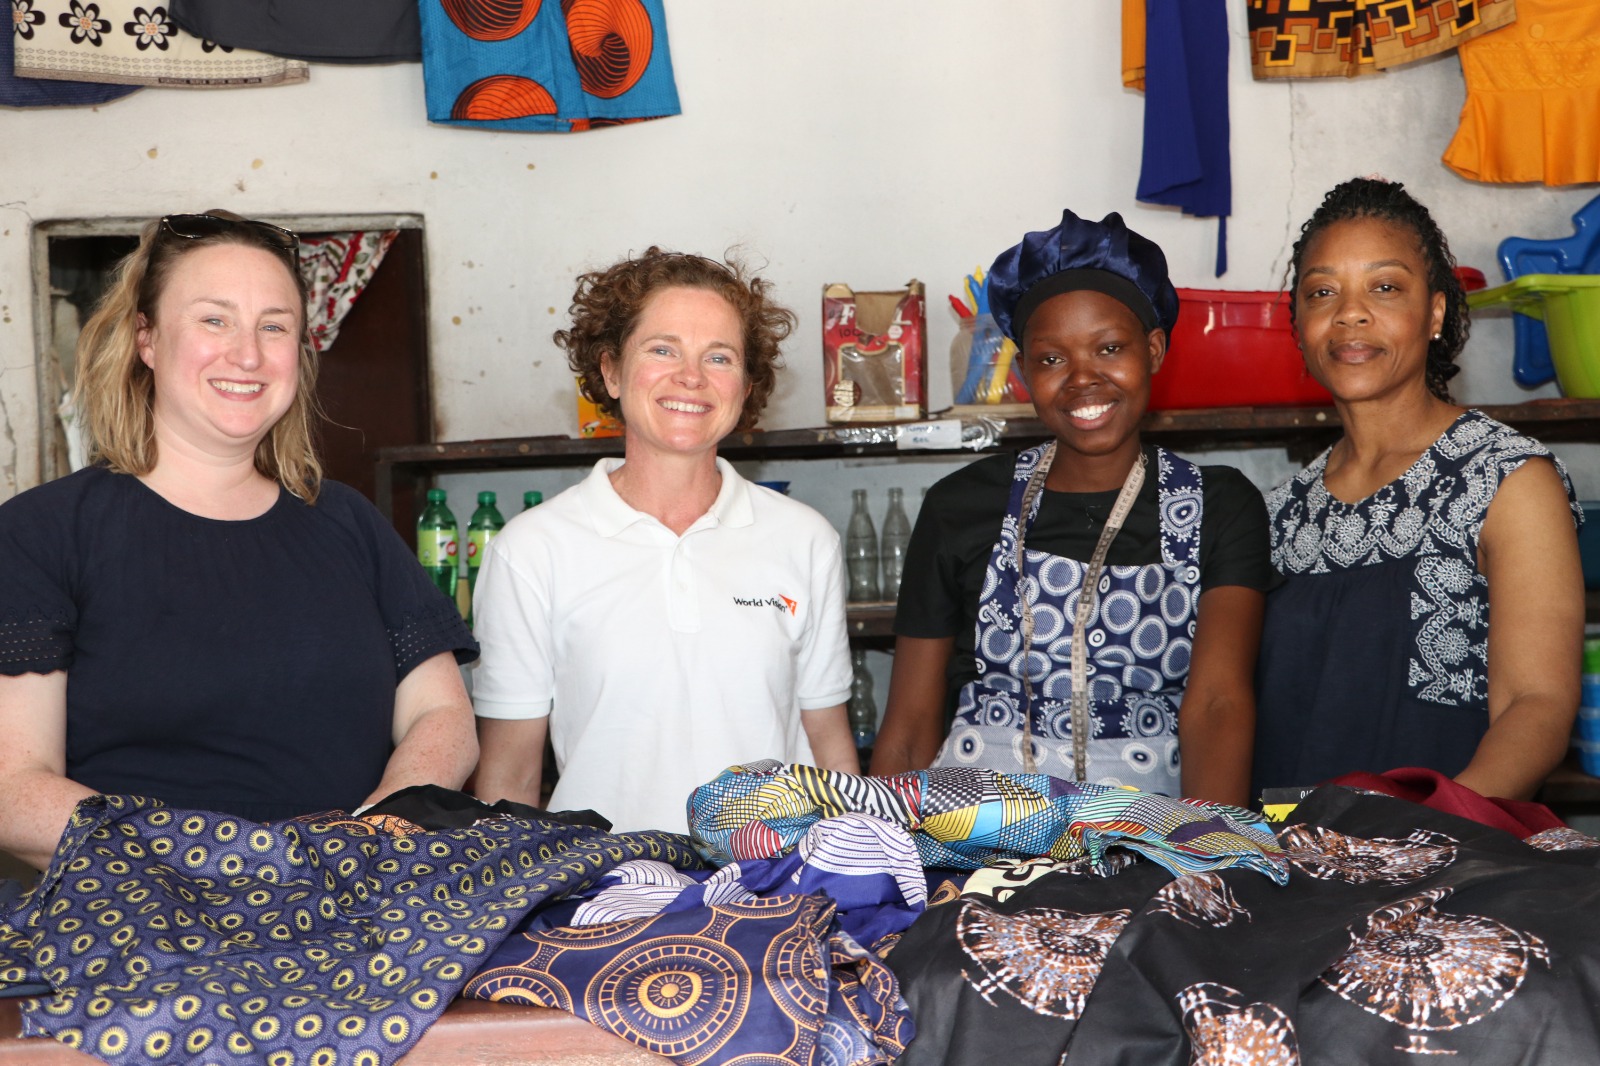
[823,281,926,423]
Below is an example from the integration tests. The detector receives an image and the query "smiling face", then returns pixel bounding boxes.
[1293,216,1446,406]
[600,285,750,461]
[1021,288,1165,481]
[137,242,304,460]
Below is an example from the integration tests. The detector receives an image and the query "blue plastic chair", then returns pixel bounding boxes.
[1498,192,1600,387]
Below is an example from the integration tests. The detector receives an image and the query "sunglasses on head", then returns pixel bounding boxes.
[159,214,300,256]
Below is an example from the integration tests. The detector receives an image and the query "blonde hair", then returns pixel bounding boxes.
[73,212,324,501]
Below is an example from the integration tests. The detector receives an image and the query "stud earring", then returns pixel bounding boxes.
[1432,332,1441,340]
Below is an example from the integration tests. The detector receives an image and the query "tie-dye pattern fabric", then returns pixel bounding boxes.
[688,761,1287,885]
[0,795,701,1065]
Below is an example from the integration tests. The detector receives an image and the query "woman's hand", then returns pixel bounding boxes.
[870,636,955,776]
[360,652,479,810]
[1457,459,1584,800]
[1179,586,1264,808]
[0,671,94,870]
[801,704,859,776]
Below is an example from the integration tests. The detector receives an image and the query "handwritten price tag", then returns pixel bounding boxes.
[896,420,963,451]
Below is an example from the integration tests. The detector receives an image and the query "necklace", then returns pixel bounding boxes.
[1014,444,1147,777]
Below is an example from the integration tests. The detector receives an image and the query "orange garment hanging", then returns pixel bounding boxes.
[1123,0,1146,90]
[1246,0,1516,79]
[1444,0,1600,184]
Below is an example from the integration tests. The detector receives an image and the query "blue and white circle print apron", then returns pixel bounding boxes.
[933,445,1203,794]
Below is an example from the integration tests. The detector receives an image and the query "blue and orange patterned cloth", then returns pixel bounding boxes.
[687,761,1289,885]
[0,795,700,1065]
[418,0,681,132]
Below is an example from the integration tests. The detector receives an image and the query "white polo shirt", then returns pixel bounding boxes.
[471,458,853,834]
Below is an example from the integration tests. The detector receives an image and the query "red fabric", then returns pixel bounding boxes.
[1329,767,1565,839]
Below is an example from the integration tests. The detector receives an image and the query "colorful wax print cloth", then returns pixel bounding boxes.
[687,761,1288,885]
[1247,0,1517,79]
[1444,0,1600,184]
[0,795,701,1065]
[466,894,913,1066]
[571,813,928,950]
[418,0,680,132]
[932,446,1206,793]
[14,1,308,87]
[888,786,1600,1066]
[1254,410,1582,796]
[168,0,422,63]
[4,3,139,106]
[299,231,399,354]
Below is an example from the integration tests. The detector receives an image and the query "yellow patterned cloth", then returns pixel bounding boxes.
[686,761,1288,884]
[1247,0,1517,79]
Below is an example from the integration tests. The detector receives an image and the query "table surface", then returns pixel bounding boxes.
[0,998,669,1065]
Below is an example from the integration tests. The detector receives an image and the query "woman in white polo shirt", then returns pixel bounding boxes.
[471,248,857,834]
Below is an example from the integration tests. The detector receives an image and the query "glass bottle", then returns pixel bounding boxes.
[845,488,880,602]
[848,649,878,754]
[465,491,506,626]
[880,487,912,601]
[416,489,459,601]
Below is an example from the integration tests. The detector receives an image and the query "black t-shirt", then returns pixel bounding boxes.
[894,448,1276,707]
[0,467,478,821]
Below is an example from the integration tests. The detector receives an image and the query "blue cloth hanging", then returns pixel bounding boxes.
[418,0,681,132]
[1135,0,1230,276]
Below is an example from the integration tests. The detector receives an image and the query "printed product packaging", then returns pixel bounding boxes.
[823,281,926,423]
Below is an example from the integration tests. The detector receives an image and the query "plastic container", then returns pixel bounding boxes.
[1578,736,1600,777]
[1148,289,1333,410]
[1467,275,1600,398]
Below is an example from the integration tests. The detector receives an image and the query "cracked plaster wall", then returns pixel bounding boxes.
[1,1,1597,502]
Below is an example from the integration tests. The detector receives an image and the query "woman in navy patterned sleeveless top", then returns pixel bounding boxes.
[1253,179,1585,802]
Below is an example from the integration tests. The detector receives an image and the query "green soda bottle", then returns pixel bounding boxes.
[466,491,506,624]
[416,488,459,600]
[523,491,543,511]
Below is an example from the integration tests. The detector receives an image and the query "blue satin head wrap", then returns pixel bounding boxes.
[988,209,1180,342]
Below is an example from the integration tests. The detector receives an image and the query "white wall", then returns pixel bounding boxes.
[2,0,1597,501]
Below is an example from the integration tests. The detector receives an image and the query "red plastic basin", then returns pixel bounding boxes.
[1149,288,1333,410]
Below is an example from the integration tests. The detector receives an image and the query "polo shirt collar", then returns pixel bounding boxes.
[581,456,755,538]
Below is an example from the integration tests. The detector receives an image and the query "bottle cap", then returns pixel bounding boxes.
[427,488,446,502]
[524,491,543,507]
[478,491,497,505]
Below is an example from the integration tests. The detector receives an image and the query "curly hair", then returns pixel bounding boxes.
[557,247,795,430]
[73,211,323,500]
[1288,177,1469,402]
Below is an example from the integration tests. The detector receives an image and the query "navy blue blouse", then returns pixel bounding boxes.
[0,467,477,820]
[1253,410,1581,796]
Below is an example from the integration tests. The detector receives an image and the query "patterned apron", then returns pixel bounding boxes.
[933,444,1204,794]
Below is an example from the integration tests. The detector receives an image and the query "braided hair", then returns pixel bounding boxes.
[1288,178,1469,402]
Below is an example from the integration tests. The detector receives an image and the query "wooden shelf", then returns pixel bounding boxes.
[846,602,896,638]
[1536,753,1600,809]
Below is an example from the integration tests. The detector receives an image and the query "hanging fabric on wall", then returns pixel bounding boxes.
[1246,0,1517,80]
[167,0,422,63]
[418,0,681,132]
[3,3,140,106]
[1121,0,1146,90]
[298,230,400,353]
[1136,0,1231,276]
[1443,0,1600,185]
[13,2,309,88]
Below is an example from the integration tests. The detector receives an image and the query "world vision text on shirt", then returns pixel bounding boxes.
[732,595,798,615]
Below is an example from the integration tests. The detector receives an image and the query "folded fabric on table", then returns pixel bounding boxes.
[569,812,928,950]
[688,761,1287,884]
[889,786,1600,1066]
[0,794,701,1066]
[465,893,913,1066]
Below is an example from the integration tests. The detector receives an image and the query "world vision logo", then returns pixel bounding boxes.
[732,594,798,615]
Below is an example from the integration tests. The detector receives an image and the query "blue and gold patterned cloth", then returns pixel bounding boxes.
[688,762,1288,884]
[0,795,701,1064]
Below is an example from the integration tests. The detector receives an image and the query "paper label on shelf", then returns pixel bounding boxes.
[896,419,963,450]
